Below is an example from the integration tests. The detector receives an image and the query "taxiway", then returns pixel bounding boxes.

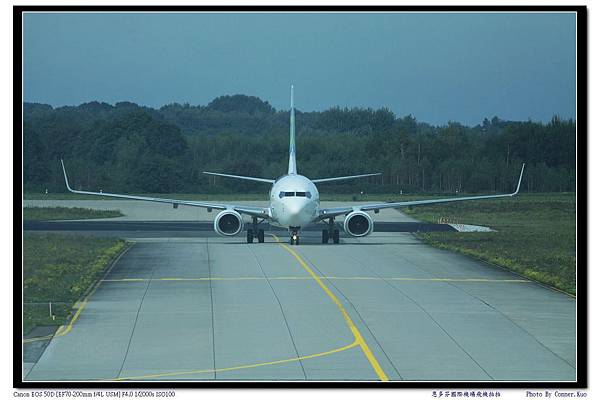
[23,201,576,381]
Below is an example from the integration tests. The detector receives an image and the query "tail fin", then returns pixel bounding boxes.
[288,85,297,174]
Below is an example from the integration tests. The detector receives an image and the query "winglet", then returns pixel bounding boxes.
[512,163,525,195]
[60,159,74,192]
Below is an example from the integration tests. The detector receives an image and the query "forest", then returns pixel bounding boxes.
[23,94,576,195]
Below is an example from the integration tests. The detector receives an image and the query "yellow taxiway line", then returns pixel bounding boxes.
[23,245,133,344]
[24,272,528,345]
[114,340,359,381]
[117,234,392,381]
[271,234,389,381]
[101,276,530,283]
[23,237,530,381]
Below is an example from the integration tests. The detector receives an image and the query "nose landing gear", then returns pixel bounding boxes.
[289,228,300,245]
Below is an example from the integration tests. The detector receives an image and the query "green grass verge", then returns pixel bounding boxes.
[404,193,576,295]
[23,206,123,220]
[23,234,127,334]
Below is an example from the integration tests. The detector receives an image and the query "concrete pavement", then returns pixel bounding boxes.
[23,201,576,381]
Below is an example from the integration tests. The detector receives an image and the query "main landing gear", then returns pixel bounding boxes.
[322,217,340,244]
[246,217,265,243]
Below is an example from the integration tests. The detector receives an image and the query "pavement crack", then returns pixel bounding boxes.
[379,275,493,379]
[246,243,308,380]
[206,238,217,379]
[116,249,157,379]
[443,279,576,370]
[388,242,575,371]
[346,239,494,380]
[297,246,404,380]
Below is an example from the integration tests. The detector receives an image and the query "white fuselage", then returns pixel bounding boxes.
[269,174,320,229]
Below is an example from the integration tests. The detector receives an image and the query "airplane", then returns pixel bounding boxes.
[61,85,525,245]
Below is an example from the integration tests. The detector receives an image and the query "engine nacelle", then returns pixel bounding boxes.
[214,210,244,236]
[343,211,374,237]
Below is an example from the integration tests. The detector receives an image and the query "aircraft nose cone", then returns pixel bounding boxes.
[284,200,315,226]
[287,202,304,215]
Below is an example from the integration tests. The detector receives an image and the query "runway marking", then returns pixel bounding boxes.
[23,245,134,344]
[26,273,525,343]
[272,234,389,382]
[101,276,530,283]
[22,334,54,343]
[25,239,362,381]
[21,238,529,379]
[113,340,359,381]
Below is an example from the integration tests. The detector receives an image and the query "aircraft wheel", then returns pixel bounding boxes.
[322,229,329,244]
[258,229,265,243]
[290,230,300,245]
[333,229,340,244]
[246,229,254,243]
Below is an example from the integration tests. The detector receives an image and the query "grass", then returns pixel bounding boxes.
[23,206,123,221]
[403,193,576,295]
[23,234,127,334]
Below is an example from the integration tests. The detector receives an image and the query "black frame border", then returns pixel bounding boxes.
[14,4,588,389]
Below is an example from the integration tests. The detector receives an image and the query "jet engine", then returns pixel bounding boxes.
[214,210,244,236]
[343,211,374,237]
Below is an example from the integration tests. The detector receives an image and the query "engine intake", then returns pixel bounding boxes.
[214,210,244,236]
[343,211,374,237]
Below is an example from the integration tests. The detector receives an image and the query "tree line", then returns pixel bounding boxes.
[23,95,576,194]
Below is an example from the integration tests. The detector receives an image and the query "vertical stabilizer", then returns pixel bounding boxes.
[288,85,297,174]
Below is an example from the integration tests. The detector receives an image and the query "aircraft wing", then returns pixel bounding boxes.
[315,164,525,221]
[61,161,270,219]
[311,173,381,184]
[203,171,275,184]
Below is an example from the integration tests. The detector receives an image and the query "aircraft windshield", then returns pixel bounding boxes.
[279,191,312,199]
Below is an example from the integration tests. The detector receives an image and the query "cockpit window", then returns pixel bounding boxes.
[279,191,312,198]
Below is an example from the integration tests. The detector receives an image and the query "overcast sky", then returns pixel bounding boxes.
[23,12,576,126]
